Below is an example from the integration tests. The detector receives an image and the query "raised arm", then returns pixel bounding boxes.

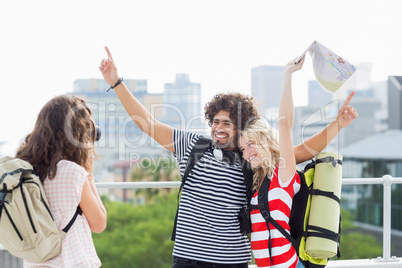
[294,91,358,163]
[278,56,305,183]
[99,47,174,152]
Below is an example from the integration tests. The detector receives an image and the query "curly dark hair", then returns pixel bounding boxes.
[204,92,260,131]
[16,95,96,181]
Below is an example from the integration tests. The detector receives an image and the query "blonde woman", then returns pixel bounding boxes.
[239,55,358,268]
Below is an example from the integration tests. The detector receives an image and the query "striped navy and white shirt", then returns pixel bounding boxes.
[172,129,252,264]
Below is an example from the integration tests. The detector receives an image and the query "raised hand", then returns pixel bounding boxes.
[99,46,120,86]
[284,54,305,75]
[336,91,359,129]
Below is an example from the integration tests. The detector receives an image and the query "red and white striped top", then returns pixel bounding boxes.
[250,165,301,268]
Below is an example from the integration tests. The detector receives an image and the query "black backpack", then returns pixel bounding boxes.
[249,160,342,268]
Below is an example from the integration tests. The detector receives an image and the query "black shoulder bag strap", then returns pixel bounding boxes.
[254,176,299,259]
[20,169,83,234]
[237,156,254,235]
[62,206,83,233]
[241,157,254,206]
[171,137,212,241]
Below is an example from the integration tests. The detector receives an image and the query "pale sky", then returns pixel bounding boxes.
[1,0,401,155]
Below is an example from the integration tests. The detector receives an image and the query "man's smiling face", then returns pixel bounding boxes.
[211,110,237,151]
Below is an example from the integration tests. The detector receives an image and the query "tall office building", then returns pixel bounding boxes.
[308,80,332,108]
[74,78,147,93]
[72,78,165,183]
[330,62,388,147]
[251,65,284,114]
[388,76,402,130]
[295,62,388,152]
[373,81,388,109]
[341,96,382,147]
[163,74,204,131]
[292,105,338,160]
[372,81,388,133]
[333,62,373,101]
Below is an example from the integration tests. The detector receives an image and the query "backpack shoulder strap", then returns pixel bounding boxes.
[180,137,212,193]
[62,206,83,233]
[240,156,254,205]
[171,136,212,241]
[257,175,298,257]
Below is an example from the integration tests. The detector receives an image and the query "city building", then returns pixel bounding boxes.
[373,80,389,133]
[340,130,402,229]
[74,78,147,93]
[162,74,204,131]
[251,65,284,114]
[333,62,373,100]
[341,94,383,147]
[308,80,333,107]
[292,104,339,165]
[72,75,204,202]
[72,78,166,186]
[332,62,388,147]
[388,76,402,130]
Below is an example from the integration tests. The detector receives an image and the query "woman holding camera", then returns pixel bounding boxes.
[17,94,107,268]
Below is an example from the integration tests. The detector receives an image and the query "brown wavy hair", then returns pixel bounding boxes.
[204,92,259,131]
[16,95,96,181]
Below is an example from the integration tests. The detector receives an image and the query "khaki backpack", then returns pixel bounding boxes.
[0,157,81,263]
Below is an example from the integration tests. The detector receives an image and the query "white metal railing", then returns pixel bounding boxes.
[96,175,402,268]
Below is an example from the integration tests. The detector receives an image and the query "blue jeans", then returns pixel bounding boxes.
[296,258,305,268]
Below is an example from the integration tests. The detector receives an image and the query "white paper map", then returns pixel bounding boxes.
[298,40,357,93]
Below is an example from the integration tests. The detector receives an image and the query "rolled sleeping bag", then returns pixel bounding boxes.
[305,152,342,259]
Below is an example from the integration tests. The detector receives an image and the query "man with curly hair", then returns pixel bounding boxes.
[204,92,260,151]
[99,47,358,268]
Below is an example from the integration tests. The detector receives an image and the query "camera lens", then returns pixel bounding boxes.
[95,125,101,141]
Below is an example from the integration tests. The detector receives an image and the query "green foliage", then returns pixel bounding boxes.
[336,209,383,260]
[338,232,382,260]
[93,190,383,266]
[93,193,178,268]
[131,157,180,202]
[93,198,383,266]
[340,208,355,230]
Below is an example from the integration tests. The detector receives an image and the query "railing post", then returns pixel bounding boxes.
[383,174,393,261]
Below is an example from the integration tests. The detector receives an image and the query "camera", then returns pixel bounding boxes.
[95,125,101,142]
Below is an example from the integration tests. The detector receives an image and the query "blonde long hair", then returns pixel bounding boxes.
[240,119,280,191]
